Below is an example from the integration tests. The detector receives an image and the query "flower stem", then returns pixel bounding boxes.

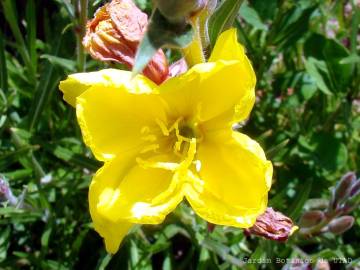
[181,17,205,67]
[77,0,88,72]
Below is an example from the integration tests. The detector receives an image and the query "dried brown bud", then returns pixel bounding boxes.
[245,207,298,242]
[83,0,169,84]
[328,216,354,235]
[299,210,325,228]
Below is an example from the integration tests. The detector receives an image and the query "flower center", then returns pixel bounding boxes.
[136,117,201,177]
[179,125,196,139]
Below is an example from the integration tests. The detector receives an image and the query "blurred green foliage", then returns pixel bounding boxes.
[0,0,359,269]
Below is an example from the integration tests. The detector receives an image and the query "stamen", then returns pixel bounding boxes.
[141,126,151,134]
[141,134,157,142]
[140,144,159,154]
[136,157,179,171]
[156,119,170,136]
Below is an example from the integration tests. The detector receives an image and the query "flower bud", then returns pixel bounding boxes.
[344,180,360,210]
[315,260,330,270]
[0,177,18,206]
[207,222,215,232]
[331,172,356,209]
[328,216,354,235]
[245,207,298,242]
[299,210,325,228]
[350,179,360,197]
[154,0,207,24]
[83,0,169,84]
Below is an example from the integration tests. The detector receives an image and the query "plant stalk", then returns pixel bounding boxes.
[77,0,88,72]
[181,17,205,67]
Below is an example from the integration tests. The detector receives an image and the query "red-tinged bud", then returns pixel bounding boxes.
[207,222,215,232]
[298,210,325,228]
[328,216,354,235]
[344,182,360,211]
[331,172,357,210]
[83,0,169,84]
[350,179,360,197]
[245,207,298,242]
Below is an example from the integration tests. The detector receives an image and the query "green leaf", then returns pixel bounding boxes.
[41,54,76,71]
[29,52,62,131]
[53,146,101,171]
[53,0,75,18]
[300,73,318,100]
[266,139,290,159]
[340,54,360,64]
[288,179,313,220]
[0,30,8,92]
[133,9,194,76]
[304,34,353,92]
[239,3,267,30]
[26,0,37,70]
[309,133,348,171]
[250,0,278,21]
[96,253,112,270]
[304,57,333,95]
[201,237,244,267]
[269,5,316,50]
[0,227,10,263]
[208,0,244,48]
[1,0,36,81]
[41,227,52,250]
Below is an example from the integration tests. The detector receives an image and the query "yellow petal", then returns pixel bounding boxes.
[160,59,255,124]
[207,28,256,123]
[208,28,244,62]
[59,69,157,107]
[185,131,272,227]
[75,77,167,161]
[91,217,132,254]
[89,178,132,254]
[89,152,183,226]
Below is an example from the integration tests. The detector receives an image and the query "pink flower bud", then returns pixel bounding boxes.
[83,0,169,84]
[299,210,325,228]
[328,216,354,235]
[0,177,18,206]
[331,172,357,209]
[245,207,298,242]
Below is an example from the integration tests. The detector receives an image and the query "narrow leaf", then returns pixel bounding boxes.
[0,30,8,92]
[1,0,35,81]
[208,0,244,48]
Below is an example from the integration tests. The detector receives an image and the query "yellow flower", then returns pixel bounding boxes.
[59,28,273,253]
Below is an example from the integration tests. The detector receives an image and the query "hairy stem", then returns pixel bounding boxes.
[181,17,205,67]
